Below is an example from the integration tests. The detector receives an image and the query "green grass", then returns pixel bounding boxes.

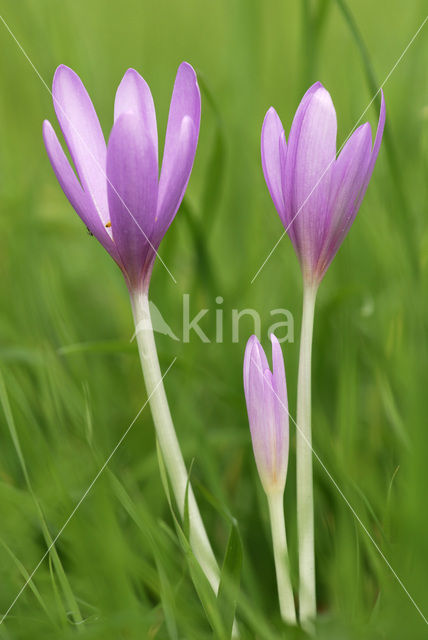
[0,0,428,637]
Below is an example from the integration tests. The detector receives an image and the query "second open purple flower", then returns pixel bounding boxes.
[261,83,385,287]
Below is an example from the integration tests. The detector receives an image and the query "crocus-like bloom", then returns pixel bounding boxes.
[43,62,200,292]
[261,83,385,286]
[243,334,289,495]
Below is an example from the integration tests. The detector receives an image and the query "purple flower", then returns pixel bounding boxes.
[43,62,201,292]
[261,83,385,286]
[243,334,289,495]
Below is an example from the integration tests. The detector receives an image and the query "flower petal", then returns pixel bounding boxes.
[270,334,289,483]
[261,107,286,219]
[317,122,372,276]
[114,68,158,164]
[363,90,386,193]
[157,62,200,234]
[107,112,158,288]
[154,116,197,245]
[284,83,337,274]
[247,346,271,489]
[315,93,385,278]
[263,369,277,480]
[52,65,109,224]
[243,334,259,395]
[270,333,287,408]
[43,120,120,263]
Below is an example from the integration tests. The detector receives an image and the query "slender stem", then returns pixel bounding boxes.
[130,289,219,593]
[296,284,317,630]
[267,491,296,625]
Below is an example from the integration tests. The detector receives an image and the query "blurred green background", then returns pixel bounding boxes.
[0,0,427,638]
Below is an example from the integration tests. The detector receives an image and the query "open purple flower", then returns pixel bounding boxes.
[261,83,385,287]
[43,62,201,292]
[244,334,289,495]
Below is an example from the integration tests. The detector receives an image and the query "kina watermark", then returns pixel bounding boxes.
[131,294,294,344]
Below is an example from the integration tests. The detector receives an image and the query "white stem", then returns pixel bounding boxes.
[130,289,219,593]
[296,284,317,630]
[267,491,296,625]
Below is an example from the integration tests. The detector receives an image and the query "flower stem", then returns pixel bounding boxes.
[130,290,219,593]
[267,491,296,625]
[296,284,317,630]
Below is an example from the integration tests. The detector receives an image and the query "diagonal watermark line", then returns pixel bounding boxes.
[252,360,428,625]
[0,13,177,285]
[251,14,428,284]
[0,357,177,625]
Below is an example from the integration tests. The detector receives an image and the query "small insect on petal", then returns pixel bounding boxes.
[105,221,112,228]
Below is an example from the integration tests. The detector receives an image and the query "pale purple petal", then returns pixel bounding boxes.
[281,82,323,229]
[315,93,385,278]
[244,335,269,401]
[153,116,197,245]
[270,333,287,407]
[107,112,158,288]
[243,335,288,494]
[246,340,265,451]
[114,68,158,163]
[270,334,289,483]
[243,334,259,395]
[316,122,372,276]
[43,120,120,264]
[362,90,386,195]
[261,107,286,219]
[157,62,200,238]
[262,369,277,482]
[283,83,337,275]
[52,65,109,224]
[247,347,271,489]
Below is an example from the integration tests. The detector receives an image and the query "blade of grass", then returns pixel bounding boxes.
[0,538,57,627]
[0,370,83,629]
[216,522,242,639]
[156,441,226,637]
[107,472,179,640]
[334,0,418,274]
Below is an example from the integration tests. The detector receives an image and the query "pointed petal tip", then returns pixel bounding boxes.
[247,334,260,347]
[54,63,72,75]
[245,335,262,364]
[109,110,142,140]
[120,67,140,82]
[380,89,386,117]
[307,80,324,94]
[351,121,372,143]
[176,62,200,98]
[314,84,333,104]
[42,120,57,151]
[53,64,78,86]
[269,332,279,346]
[178,61,197,76]
[262,106,282,130]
